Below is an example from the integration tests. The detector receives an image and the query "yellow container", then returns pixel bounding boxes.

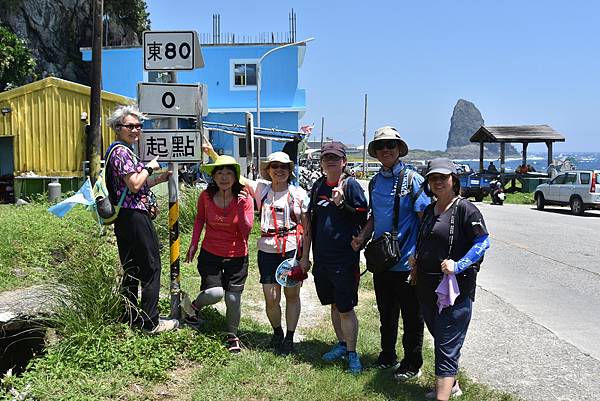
[0,77,133,176]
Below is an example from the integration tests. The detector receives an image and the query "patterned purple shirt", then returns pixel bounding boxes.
[108,145,151,212]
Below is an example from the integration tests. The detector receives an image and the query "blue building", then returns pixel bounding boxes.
[82,36,310,172]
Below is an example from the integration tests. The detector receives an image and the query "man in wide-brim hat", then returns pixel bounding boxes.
[352,126,431,380]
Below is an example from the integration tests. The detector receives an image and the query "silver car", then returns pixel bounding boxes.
[534,170,600,215]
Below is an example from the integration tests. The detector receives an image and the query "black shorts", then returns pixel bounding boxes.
[197,248,248,292]
[313,262,359,313]
[257,250,296,284]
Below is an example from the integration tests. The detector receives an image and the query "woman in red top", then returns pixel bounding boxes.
[185,155,254,353]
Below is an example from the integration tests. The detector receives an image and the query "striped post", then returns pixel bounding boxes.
[168,162,181,319]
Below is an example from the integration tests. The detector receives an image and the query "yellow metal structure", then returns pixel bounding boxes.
[0,77,133,176]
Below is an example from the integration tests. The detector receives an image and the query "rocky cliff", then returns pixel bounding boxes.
[446,99,518,158]
[0,0,142,85]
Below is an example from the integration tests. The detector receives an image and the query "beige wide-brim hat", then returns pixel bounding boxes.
[259,151,296,181]
[367,126,409,158]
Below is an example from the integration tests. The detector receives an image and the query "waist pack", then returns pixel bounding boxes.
[364,232,400,273]
[93,143,129,225]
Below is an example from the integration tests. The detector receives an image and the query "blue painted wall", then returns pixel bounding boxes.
[82,45,306,111]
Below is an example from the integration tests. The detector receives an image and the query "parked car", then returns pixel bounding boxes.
[351,161,382,177]
[534,170,600,215]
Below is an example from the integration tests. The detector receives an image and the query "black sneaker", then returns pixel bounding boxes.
[269,332,284,350]
[279,339,294,356]
[370,356,400,370]
[393,367,422,382]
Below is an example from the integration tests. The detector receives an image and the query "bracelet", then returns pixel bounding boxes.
[144,166,153,176]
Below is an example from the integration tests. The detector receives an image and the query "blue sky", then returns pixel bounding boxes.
[146,0,599,152]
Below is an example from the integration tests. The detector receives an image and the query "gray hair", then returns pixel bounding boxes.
[107,105,147,132]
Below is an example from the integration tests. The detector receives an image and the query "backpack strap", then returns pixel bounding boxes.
[104,142,131,204]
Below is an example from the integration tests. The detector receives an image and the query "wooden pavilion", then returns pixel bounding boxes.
[470,124,566,176]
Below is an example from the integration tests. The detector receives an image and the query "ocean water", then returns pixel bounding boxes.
[454,152,600,173]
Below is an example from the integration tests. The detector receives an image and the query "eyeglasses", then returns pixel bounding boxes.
[118,124,143,131]
[269,162,289,170]
[321,154,342,162]
[373,140,398,151]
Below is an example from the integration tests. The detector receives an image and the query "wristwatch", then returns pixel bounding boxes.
[144,166,154,176]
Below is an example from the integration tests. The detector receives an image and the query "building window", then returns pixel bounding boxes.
[234,63,257,86]
[230,59,258,91]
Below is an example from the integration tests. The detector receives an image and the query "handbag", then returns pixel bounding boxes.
[141,190,159,220]
[364,169,405,274]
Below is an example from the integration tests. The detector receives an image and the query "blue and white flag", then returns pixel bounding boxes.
[48,178,94,218]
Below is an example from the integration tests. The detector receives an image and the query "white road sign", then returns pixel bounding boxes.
[138,82,202,117]
[138,129,201,162]
[143,31,204,71]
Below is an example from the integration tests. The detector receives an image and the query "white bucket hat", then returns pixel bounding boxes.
[259,151,295,180]
[367,126,409,158]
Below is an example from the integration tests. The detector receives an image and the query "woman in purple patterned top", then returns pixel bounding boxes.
[106,105,177,335]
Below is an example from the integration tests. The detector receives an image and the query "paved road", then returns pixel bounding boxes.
[462,202,600,401]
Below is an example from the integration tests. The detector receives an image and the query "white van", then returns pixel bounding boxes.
[351,162,382,177]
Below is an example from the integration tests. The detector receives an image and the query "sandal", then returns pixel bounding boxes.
[226,335,242,354]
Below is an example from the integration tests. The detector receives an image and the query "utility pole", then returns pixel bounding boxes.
[320,116,324,150]
[362,94,368,178]
[89,0,103,182]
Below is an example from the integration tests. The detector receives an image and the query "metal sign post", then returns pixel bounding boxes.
[141,31,204,321]
[245,112,255,177]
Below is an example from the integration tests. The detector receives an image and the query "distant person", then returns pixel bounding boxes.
[487,162,498,173]
[410,158,490,401]
[106,105,177,335]
[184,155,254,353]
[301,141,368,374]
[351,126,430,381]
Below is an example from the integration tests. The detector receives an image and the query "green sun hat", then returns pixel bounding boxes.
[200,155,241,180]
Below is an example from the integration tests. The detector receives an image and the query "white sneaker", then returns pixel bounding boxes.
[425,380,463,399]
[143,318,179,335]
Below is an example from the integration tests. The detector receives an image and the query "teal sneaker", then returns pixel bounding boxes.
[322,342,347,362]
[346,352,362,374]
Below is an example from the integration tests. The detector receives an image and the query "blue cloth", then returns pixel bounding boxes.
[454,234,490,274]
[310,177,368,265]
[371,162,431,272]
[48,178,94,217]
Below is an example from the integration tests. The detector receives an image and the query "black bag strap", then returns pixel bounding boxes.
[390,168,405,237]
[447,197,461,259]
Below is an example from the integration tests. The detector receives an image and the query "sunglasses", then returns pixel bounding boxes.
[373,140,398,151]
[269,162,289,170]
[118,124,143,131]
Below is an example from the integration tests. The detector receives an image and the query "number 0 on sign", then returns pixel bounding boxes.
[143,31,204,70]
[138,83,202,117]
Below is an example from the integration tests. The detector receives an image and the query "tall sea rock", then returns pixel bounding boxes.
[0,0,141,85]
[446,99,518,158]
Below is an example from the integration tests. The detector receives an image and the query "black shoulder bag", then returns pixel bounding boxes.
[363,168,406,274]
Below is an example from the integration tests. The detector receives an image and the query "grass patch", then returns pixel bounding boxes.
[0,202,116,291]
